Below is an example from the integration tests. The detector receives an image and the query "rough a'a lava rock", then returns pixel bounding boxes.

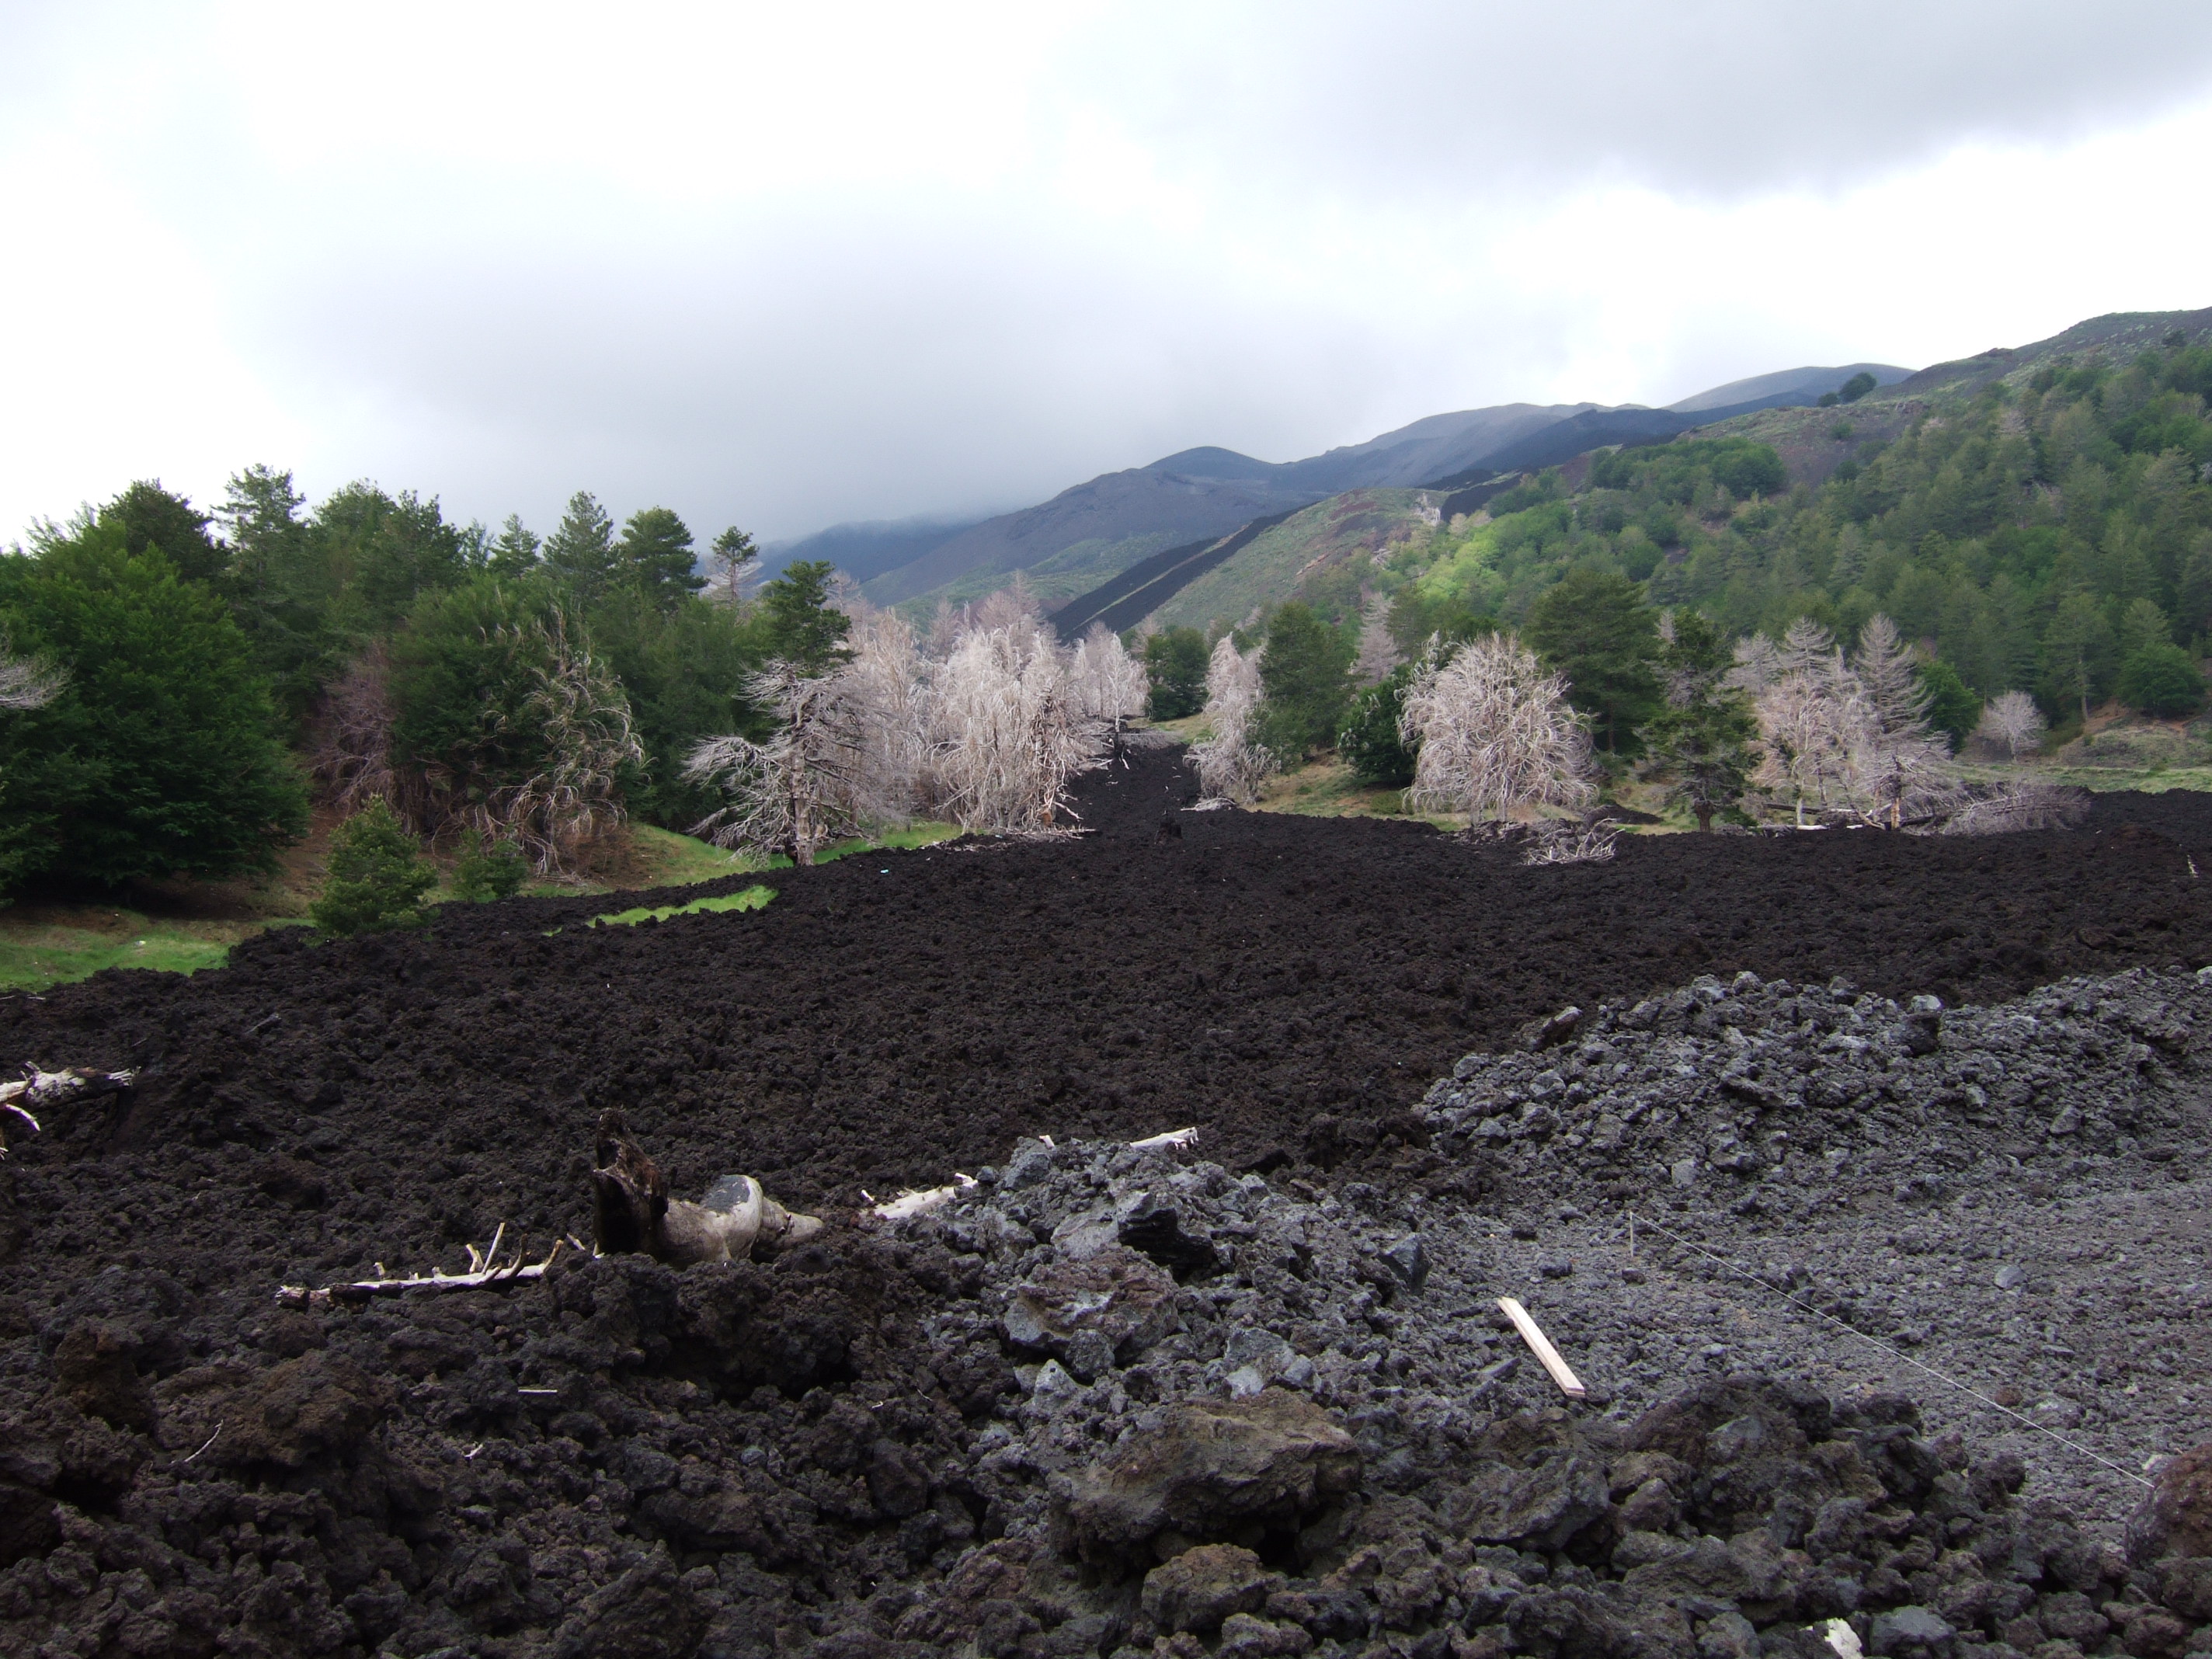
[1056,1387,1360,1564]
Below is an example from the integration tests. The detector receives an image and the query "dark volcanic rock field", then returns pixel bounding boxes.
[4,753,2212,1657]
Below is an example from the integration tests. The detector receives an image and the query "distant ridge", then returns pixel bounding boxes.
[1424,365,1914,489]
[823,365,1915,612]
[763,512,993,584]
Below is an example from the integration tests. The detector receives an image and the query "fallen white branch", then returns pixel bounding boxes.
[867,1127,1200,1221]
[1129,1125,1198,1150]
[277,1233,569,1307]
[865,1173,979,1220]
[0,1065,136,1156]
[1497,1296,1587,1399]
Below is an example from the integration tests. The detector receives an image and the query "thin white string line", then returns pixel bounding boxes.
[1626,1210,2151,1490]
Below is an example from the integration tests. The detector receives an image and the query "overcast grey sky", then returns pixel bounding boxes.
[3,2,2210,545]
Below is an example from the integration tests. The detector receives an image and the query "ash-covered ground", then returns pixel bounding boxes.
[5,756,2212,1657]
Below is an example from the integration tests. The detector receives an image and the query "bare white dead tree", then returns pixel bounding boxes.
[1189,636,1276,804]
[930,624,1106,831]
[1069,624,1148,729]
[1724,633,1783,697]
[840,609,932,825]
[1977,690,2047,760]
[685,663,867,865]
[1401,631,1595,823]
[0,637,64,711]
[1849,614,1962,828]
[923,600,966,660]
[1939,782,2091,836]
[1778,617,1838,677]
[1746,614,1962,828]
[972,574,1052,656]
[1750,635,1873,827]
[1854,614,1934,740]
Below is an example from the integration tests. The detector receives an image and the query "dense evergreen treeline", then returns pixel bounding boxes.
[0,471,830,891]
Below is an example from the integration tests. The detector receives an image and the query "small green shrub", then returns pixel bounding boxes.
[311,800,437,934]
[450,830,529,902]
[1338,668,1418,786]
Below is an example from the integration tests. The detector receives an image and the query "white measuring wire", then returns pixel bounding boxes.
[1626,1209,2150,1490]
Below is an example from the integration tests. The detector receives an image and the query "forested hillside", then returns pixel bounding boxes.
[1237,323,2212,732]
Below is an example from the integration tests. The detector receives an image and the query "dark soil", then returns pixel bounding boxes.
[2,752,2210,1657]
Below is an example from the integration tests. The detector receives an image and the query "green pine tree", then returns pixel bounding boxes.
[618,506,704,607]
[759,560,853,675]
[1141,627,1209,720]
[1255,602,1354,762]
[450,828,529,902]
[1637,610,1754,831]
[1525,566,1661,753]
[311,800,437,934]
[542,491,619,603]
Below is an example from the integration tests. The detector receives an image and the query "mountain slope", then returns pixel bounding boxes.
[859,464,1320,607]
[858,403,1595,608]
[847,368,1916,612]
[1668,362,1909,412]
[764,513,993,584]
[1145,490,1442,635]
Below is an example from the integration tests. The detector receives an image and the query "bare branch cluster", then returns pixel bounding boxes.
[1189,637,1276,804]
[1069,623,1149,729]
[1401,632,1595,823]
[1939,782,2092,836]
[1746,614,1961,829]
[313,643,399,817]
[316,614,642,877]
[1976,689,2047,760]
[0,637,64,712]
[685,663,866,865]
[687,584,1128,850]
[1520,819,1620,866]
[930,623,1104,832]
[465,612,645,872]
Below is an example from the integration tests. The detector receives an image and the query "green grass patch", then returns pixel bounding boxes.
[591,885,777,928]
[754,822,965,868]
[622,823,757,887]
[0,908,268,992]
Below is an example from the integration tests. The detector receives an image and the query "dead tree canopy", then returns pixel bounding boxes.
[590,1110,823,1268]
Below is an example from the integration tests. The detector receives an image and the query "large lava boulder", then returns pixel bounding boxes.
[1056,1388,1359,1566]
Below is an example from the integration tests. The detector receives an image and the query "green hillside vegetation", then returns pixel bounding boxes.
[1162,325,2211,749]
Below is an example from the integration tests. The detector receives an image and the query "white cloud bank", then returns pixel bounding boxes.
[1,1,2209,544]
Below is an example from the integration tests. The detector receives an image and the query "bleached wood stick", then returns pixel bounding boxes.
[0,1065,137,1156]
[277,1237,566,1306]
[868,1125,1202,1223]
[1129,1126,1198,1150]
[1497,1296,1587,1399]
[868,1174,980,1220]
